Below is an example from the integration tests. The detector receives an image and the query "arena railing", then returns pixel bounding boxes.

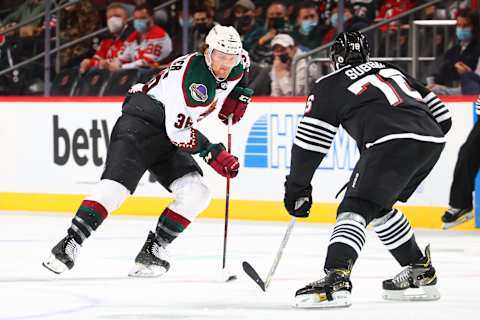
[0,0,180,95]
[292,0,450,95]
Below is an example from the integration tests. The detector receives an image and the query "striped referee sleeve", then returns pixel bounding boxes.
[423,92,451,123]
[476,96,480,116]
[294,116,338,154]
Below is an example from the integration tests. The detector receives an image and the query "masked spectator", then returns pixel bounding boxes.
[190,6,216,52]
[108,4,172,71]
[251,1,293,64]
[79,3,134,74]
[292,1,328,51]
[427,8,480,95]
[232,0,263,51]
[270,33,312,96]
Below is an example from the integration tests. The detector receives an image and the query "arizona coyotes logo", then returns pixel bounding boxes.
[198,98,218,122]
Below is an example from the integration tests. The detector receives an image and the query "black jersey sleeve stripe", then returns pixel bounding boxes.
[299,117,338,137]
[296,127,333,145]
[429,99,446,110]
[422,92,451,124]
[432,107,450,118]
[423,92,437,104]
[294,136,331,154]
[295,135,331,149]
[296,126,335,143]
[296,130,332,149]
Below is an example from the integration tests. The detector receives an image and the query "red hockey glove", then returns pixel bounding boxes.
[200,143,239,178]
[218,86,254,125]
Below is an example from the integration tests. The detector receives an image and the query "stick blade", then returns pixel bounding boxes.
[242,261,266,291]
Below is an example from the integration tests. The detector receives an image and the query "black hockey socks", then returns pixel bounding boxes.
[324,212,366,270]
[372,209,422,266]
[155,208,191,245]
[68,200,108,245]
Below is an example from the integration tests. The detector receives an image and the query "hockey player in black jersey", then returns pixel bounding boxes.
[284,31,451,308]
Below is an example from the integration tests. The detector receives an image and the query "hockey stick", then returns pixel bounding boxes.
[222,115,237,282]
[243,217,296,291]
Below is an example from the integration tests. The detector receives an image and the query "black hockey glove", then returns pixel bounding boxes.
[284,176,312,218]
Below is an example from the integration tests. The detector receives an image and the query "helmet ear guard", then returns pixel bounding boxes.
[330,31,370,70]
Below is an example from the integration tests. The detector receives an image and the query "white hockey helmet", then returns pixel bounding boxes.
[205,25,242,55]
[205,25,242,81]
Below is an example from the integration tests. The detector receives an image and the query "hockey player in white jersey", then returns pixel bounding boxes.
[43,25,253,277]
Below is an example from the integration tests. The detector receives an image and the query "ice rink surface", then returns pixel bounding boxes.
[1,211,479,320]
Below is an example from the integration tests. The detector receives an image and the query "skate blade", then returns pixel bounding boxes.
[128,263,168,278]
[442,212,474,230]
[294,291,351,308]
[42,254,68,274]
[383,285,441,301]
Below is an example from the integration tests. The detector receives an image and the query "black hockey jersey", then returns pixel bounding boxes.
[287,61,452,195]
[295,61,451,155]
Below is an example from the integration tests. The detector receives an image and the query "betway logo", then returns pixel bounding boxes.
[244,114,359,170]
[53,115,110,166]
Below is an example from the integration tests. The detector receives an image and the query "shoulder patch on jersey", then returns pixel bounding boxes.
[227,62,244,81]
[182,54,216,107]
[189,83,208,102]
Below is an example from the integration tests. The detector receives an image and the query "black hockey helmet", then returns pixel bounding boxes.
[330,31,370,70]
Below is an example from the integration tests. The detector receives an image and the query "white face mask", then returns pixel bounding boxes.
[107,16,124,33]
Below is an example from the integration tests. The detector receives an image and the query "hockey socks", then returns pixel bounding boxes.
[155,208,191,245]
[372,209,422,266]
[324,212,366,270]
[68,200,108,245]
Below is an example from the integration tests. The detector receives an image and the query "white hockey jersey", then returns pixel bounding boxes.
[119,25,172,68]
[132,52,249,149]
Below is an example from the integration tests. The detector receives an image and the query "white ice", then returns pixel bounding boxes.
[1,211,479,320]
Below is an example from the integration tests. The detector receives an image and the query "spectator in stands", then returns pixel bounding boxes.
[250,1,293,64]
[375,0,415,32]
[189,6,216,52]
[60,0,102,68]
[232,0,263,51]
[453,58,480,95]
[270,33,308,96]
[108,4,172,71]
[321,3,371,49]
[79,3,134,74]
[427,8,480,95]
[291,1,327,51]
[350,0,379,23]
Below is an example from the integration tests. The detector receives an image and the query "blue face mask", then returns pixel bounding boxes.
[134,19,149,33]
[330,14,339,27]
[300,19,317,34]
[456,27,472,42]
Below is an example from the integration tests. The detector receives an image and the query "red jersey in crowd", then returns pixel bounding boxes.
[119,25,172,69]
[87,26,133,68]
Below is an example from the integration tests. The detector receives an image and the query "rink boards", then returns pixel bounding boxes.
[0,96,478,229]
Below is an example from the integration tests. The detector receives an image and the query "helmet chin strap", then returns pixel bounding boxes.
[205,48,227,82]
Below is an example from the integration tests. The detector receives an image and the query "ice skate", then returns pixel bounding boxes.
[129,231,170,278]
[383,245,440,301]
[294,268,352,308]
[42,235,81,274]
[441,207,473,229]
